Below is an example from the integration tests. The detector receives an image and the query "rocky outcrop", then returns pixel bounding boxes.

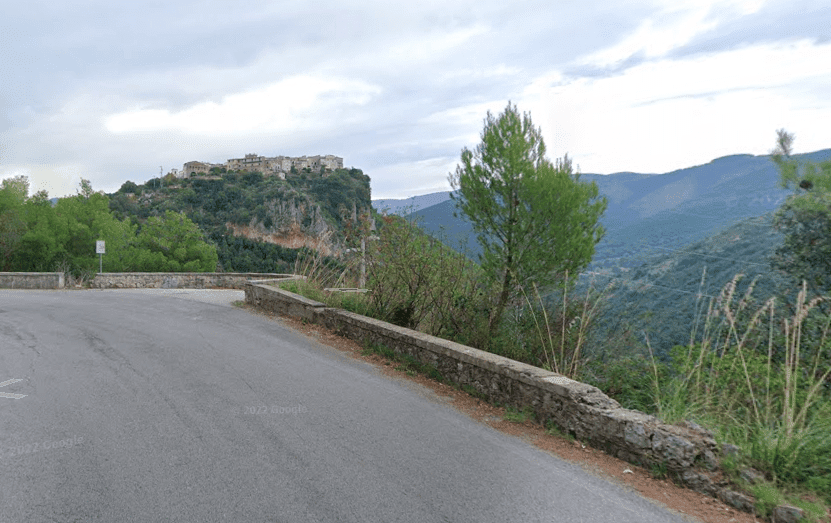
[227,222,337,257]
[226,197,343,256]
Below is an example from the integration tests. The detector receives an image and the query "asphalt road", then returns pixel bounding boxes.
[0,289,691,522]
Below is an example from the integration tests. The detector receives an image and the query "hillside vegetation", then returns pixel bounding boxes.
[108,167,372,273]
[351,133,831,513]
[0,177,217,279]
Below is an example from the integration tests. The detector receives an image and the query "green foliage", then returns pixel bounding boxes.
[545,420,574,441]
[242,171,263,184]
[1,177,218,275]
[278,278,327,303]
[650,461,668,479]
[449,102,607,340]
[0,176,28,270]
[118,180,139,194]
[292,168,372,228]
[569,213,804,362]
[131,211,218,271]
[52,183,121,272]
[503,406,534,423]
[359,340,444,382]
[769,188,831,297]
[334,291,374,316]
[13,198,67,272]
[212,233,297,273]
[644,273,831,503]
[501,273,618,378]
[107,167,371,274]
[582,356,667,412]
[364,214,492,344]
[769,128,831,298]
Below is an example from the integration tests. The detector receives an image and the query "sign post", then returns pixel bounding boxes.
[96,241,105,273]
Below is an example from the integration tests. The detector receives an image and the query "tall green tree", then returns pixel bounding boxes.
[132,210,218,272]
[13,189,67,272]
[768,129,831,298]
[0,176,29,270]
[53,179,118,271]
[449,102,608,339]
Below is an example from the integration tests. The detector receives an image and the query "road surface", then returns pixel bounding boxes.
[0,289,691,522]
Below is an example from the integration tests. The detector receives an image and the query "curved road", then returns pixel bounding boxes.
[0,289,691,522]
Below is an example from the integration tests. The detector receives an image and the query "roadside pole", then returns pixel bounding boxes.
[96,240,105,273]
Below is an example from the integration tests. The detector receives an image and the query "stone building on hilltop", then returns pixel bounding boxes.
[182,153,344,179]
[181,161,212,177]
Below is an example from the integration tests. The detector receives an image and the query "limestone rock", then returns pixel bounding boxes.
[772,504,805,523]
[739,467,766,485]
[718,489,755,512]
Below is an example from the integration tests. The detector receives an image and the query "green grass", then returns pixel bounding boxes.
[278,279,326,302]
[750,482,782,518]
[650,461,668,479]
[744,482,827,522]
[360,340,445,383]
[503,406,534,423]
[278,278,375,316]
[458,384,488,401]
[544,420,575,441]
[638,271,831,508]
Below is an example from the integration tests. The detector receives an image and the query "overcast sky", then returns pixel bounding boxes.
[1,0,829,200]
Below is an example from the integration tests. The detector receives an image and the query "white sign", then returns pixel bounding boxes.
[96,241,105,254]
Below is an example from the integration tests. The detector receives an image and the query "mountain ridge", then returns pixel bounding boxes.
[371,148,831,357]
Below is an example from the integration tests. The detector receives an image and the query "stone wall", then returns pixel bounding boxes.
[0,272,65,289]
[90,273,294,290]
[246,281,767,515]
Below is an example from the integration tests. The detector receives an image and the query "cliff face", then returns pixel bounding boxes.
[226,222,337,257]
[263,197,331,237]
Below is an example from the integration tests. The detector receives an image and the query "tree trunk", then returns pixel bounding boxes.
[488,268,513,342]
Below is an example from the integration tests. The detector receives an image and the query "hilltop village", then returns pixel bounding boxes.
[177,153,343,180]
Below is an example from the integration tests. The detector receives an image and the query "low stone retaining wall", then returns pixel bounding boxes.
[0,272,65,289]
[90,272,295,290]
[246,281,771,517]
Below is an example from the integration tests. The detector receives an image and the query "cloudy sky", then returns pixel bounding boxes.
[1,0,829,200]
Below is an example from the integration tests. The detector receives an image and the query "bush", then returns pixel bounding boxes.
[581,356,668,412]
[364,215,492,345]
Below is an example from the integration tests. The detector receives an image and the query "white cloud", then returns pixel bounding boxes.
[3,0,828,201]
[521,38,831,174]
[371,156,459,199]
[104,75,382,136]
[0,163,85,199]
[579,0,768,67]
[385,24,490,63]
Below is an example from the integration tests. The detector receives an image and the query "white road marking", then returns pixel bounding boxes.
[0,378,26,399]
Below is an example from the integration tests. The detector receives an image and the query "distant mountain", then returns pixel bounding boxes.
[372,191,453,215]
[371,149,831,358]
[372,149,831,268]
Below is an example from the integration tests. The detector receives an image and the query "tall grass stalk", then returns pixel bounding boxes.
[517,270,617,378]
[649,268,831,498]
[292,231,358,289]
